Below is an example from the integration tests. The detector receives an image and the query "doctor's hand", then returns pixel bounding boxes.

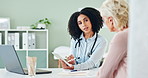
[66,55,75,65]
[60,59,74,70]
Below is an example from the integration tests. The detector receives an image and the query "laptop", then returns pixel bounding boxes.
[0,45,52,75]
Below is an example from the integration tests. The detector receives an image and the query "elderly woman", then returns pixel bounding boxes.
[97,0,129,78]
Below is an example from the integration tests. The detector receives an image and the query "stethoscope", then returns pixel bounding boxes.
[74,33,98,59]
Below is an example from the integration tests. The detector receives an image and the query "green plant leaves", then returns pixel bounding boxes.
[30,18,51,29]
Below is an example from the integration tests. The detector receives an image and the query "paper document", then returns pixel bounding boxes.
[58,69,98,77]
[58,69,89,76]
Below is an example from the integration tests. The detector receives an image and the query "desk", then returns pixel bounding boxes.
[0,68,98,78]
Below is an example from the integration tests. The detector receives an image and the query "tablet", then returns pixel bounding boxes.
[52,52,72,67]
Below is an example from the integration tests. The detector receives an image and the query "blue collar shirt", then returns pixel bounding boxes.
[70,33,107,70]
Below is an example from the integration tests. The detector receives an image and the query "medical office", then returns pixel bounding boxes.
[0,0,148,78]
[0,0,114,77]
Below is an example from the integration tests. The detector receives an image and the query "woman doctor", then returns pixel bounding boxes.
[61,7,107,70]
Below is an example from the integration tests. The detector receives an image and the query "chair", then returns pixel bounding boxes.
[52,46,71,68]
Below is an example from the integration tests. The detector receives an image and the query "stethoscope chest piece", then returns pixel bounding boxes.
[75,34,98,58]
[87,53,91,57]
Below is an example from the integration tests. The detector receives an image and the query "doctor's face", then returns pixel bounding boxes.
[77,14,93,34]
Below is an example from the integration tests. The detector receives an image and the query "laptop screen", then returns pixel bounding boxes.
[0,45,25,74]
[0,45,52,75]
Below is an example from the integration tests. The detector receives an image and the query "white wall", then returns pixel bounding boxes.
[128,0,148,78]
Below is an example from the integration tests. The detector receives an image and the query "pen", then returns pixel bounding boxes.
[71,70,77,72]
[67,57,80,62]
[67,58,76,62]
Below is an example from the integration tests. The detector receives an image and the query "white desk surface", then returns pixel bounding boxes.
[0,68,98,78]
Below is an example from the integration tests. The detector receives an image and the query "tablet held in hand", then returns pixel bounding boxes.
[52,52,72,67]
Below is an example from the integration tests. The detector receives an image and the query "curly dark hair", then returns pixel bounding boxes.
[68,7,103,40]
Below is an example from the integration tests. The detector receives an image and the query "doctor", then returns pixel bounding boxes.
[61,7,107,70]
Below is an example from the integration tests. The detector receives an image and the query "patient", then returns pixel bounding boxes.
[96,0,129,78]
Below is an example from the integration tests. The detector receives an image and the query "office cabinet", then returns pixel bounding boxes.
[0,29,48,68]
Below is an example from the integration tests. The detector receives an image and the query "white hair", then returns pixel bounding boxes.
[99,0,129,30]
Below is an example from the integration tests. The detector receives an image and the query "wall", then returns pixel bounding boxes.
[0,0,115,68]
[128,0,148,77]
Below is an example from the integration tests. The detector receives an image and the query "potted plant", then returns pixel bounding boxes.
[31,18,51,29]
